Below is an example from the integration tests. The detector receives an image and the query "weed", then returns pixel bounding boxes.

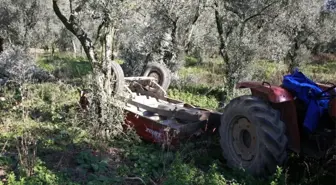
[1,53,335,185]
[168,88,219,109]
[185,56,199,67]
[37,54,92,80]
[163,154,204,185]
[16,131,38,177]
[0,159,77,185]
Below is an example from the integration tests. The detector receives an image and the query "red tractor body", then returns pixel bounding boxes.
[216,77,336,177]
[235,81,336,154]
[79,61,335,178]
[123,95,221,146]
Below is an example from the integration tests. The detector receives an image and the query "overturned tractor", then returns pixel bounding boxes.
[220,69,336,177]
[79,61,335,178]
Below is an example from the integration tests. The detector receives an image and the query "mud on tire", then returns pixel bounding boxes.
[142,62,171,91]
[219,95,288,177]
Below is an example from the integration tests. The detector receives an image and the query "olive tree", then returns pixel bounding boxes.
[258,0,336,71]
[147,0,207,72]
[116,0,207,76]
[211,0,283,94]
[274,0,327,71]
[0,0,42,47]
[52,0,130,137]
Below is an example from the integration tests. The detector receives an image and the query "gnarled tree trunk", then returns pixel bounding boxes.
[52,0,123,136]
[0,37,4,53]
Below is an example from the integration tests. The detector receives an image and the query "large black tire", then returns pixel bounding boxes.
[142,62,171,91]
[110,60,125,96]
[219,95,288,177]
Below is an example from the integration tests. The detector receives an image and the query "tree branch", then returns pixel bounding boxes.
[69,0,73,14]
[191,0,201,24]
[222,2,243,19]
[52,0,74,33]
[184,0,202,51]
[94,19,107,46]
[52,0,97,63]
[243,0,278,23]
[74,0,87,13]
[214,1,229,65]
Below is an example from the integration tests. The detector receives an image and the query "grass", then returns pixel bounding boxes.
[37,53,92,80]
[0,53,335,184]
[168,88,219,110]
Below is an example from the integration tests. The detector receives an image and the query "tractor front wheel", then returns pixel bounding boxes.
[219,95,288,177]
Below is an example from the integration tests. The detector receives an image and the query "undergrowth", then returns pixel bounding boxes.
[0,53,335,185]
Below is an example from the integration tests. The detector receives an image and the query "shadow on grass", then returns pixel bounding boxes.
[0,121,129,185]
[37,54,92,81]
[1,119,334,185]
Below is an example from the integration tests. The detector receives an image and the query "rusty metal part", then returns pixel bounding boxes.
[124,76,157,81]
[148,72,161,84]
[236,81,294,103]
[272,101,301,153]
[231,117,257,161]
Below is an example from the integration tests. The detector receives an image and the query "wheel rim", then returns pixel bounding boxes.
[230,117,257,161]
[148,71,161,84]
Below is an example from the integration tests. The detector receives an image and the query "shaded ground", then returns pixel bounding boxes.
[0,54,335,185]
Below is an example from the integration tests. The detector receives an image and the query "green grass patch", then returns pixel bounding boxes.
[168,88,219,109]
[0,53,335,185]
[301,61,336,83]
[185,56,200,67]
[37,53,92,79]
[178,66,208,78]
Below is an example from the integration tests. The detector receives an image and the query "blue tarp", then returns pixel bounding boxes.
[282,69,330,133]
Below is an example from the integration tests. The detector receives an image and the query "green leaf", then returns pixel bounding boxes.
[91,163,99,172]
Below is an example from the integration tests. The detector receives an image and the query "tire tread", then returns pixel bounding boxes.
[219,95,288,177]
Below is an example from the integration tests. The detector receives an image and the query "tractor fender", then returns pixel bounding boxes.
[236,81,294,103]
[236,81,301,153]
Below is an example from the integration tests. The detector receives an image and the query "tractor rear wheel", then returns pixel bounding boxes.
[219,95,288,177]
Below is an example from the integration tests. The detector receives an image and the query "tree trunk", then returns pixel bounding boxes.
[184,24,196,54]
[184,0,201,54]
[52,0,123,137]
[285,53,297,73]
[72,39,77,57]
[51,44,55,56]
[157,27,178,72]
[213,2,235,101]
[0,37,3,53]
[105,26,115,61]
[53,0,104,126]
[285,41,299,73]
[0,37,5,53]
[52,0,97,63]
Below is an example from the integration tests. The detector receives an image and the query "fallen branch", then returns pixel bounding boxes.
[149,178,158,185]
[124,176,147,185]
[1,139,9,154]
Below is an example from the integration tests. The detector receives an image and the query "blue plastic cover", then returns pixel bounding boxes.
[282,69,330,133]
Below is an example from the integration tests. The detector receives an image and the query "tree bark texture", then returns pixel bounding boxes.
[213,2,234,92]
[52,0,122,130]
[0,37,3,53]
